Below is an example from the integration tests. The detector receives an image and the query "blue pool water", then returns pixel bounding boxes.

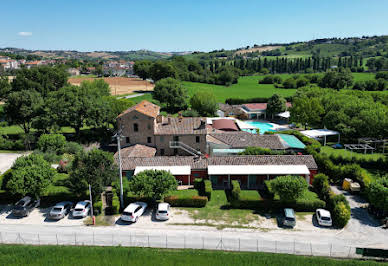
[241,121,277,134]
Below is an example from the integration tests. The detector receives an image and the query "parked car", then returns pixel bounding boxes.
[12,196,40,217]
[155,203,170,221]
[331,143,343,149]
[72,200,91,218]
[121,202,148,222]
[48,201,73,220]
[282,208,296,228]
[316,209,332,227]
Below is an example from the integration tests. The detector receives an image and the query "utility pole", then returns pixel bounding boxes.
[89,184,95,225]
[113,126,124,209]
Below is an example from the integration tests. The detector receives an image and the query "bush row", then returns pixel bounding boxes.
[230,179,325,211]
[326,153,387,171]
[164,195,208,208]
[225,96,292,105]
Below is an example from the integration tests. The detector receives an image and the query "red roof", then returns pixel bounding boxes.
[243,102,292,111]
[212,119,239,131]
[117,100,160,118]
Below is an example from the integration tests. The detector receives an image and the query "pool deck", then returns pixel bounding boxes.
[207,117,291,133]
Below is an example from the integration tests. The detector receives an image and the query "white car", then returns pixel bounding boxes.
[121,202,147,222]
[155,203,170,221]
[72,200,91,218]
[316,208,332,227]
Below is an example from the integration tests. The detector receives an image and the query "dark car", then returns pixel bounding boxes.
[12,196,40,217]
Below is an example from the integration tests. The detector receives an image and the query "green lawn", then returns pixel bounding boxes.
[180,190,258,225]
[169,189,198,197]
[320,146,385,161]
[0,245,379,266]
[182,75,297,103]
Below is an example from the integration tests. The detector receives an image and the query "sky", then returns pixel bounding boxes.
[1,0,387,52]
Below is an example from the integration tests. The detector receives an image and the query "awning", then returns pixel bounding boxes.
[134,166,191,175]
[277,111,290,118]
[301,129,339,139]
[208,165,310,175]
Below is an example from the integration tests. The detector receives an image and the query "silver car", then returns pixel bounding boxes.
[72,200,91,218]
[48,201,73,220]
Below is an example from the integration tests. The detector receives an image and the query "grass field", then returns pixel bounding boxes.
[320,146,386,160]
[180,190,258,225]
[0,245,380,266]
[182,73,377,103]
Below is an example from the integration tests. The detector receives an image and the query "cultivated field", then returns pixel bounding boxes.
[68,77,154,96]
[234,46,281,56]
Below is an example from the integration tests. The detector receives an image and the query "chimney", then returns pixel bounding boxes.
[168,116,172,125]
[156,115,163,124]
[199,119,206,129]
[178,111,183,122]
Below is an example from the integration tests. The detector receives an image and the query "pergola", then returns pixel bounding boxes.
[358,138,388,153]
[344,144,375,154]
[301,129,340,146]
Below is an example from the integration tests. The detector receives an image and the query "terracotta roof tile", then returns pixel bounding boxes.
[154,117,207,135]
[114,144,156,159]
[117,100,160,118]
[209,132,286,150]
[120,155,317,171]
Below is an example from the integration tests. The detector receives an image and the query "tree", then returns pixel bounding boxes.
[128,170,177,200]
[6,154,55,197]
[190,91,217,116]
[10,66,68,97]
[268,176,308,201]
[152,77,188,112]
[67,149,117,200]
[0,75,11,100]
[290,97,324,127]
[37,134,66,154]
[319,69,353,90]
[266,94,286,118]
[133,60,152,80]
[150,61,177,81]
[4,90,43,134]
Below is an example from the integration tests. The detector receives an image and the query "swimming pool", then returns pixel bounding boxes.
[241,121,277,134]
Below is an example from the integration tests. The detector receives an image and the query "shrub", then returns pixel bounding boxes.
[296,78,309,88]
[231,180,241,201]
[366,177,388,212]
[204,180,212,200]
[259,75,282,84]
[111,195,120,214]
[193,178,203,191]
[282,78,297,89]
[63,141,83,154]
[312,174,331,201]
[181,109,199,117]
[0,134,24,150]
[37,134,66,155]
[164,195,207,207]
[332,201,351,228]
[267,176,308,201]
[93,201,103,216]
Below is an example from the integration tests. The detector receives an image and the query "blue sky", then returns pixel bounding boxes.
[1,0,387,52]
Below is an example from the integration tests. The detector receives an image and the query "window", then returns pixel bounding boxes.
[126,137,130,143]
[160,149,165,156]
[147,137,152,143]
[193,173,200,177]
[173,136,179,142]
[147,124,151,130]
[196,136,200,143]
[133,123,138,132]
[160,136,164,143]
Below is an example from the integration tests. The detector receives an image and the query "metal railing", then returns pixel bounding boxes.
[0,231,361,259]
[169,141,202,156]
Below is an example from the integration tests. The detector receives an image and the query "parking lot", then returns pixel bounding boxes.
[0,204,85,226]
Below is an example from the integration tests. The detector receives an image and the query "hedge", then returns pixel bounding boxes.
[231,180,241,201]
[225,96,292,105]
[93,200,103,216]
[111,195,120,214]
[332,201,351,228]
[203,180,212,200]
[193,178,203,190]
[230,198,325,211]
[164,195,207,208]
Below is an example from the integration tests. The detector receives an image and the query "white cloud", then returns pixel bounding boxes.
[18,32,32,37]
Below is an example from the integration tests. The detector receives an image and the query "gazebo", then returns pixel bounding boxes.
[301,129,340,146]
